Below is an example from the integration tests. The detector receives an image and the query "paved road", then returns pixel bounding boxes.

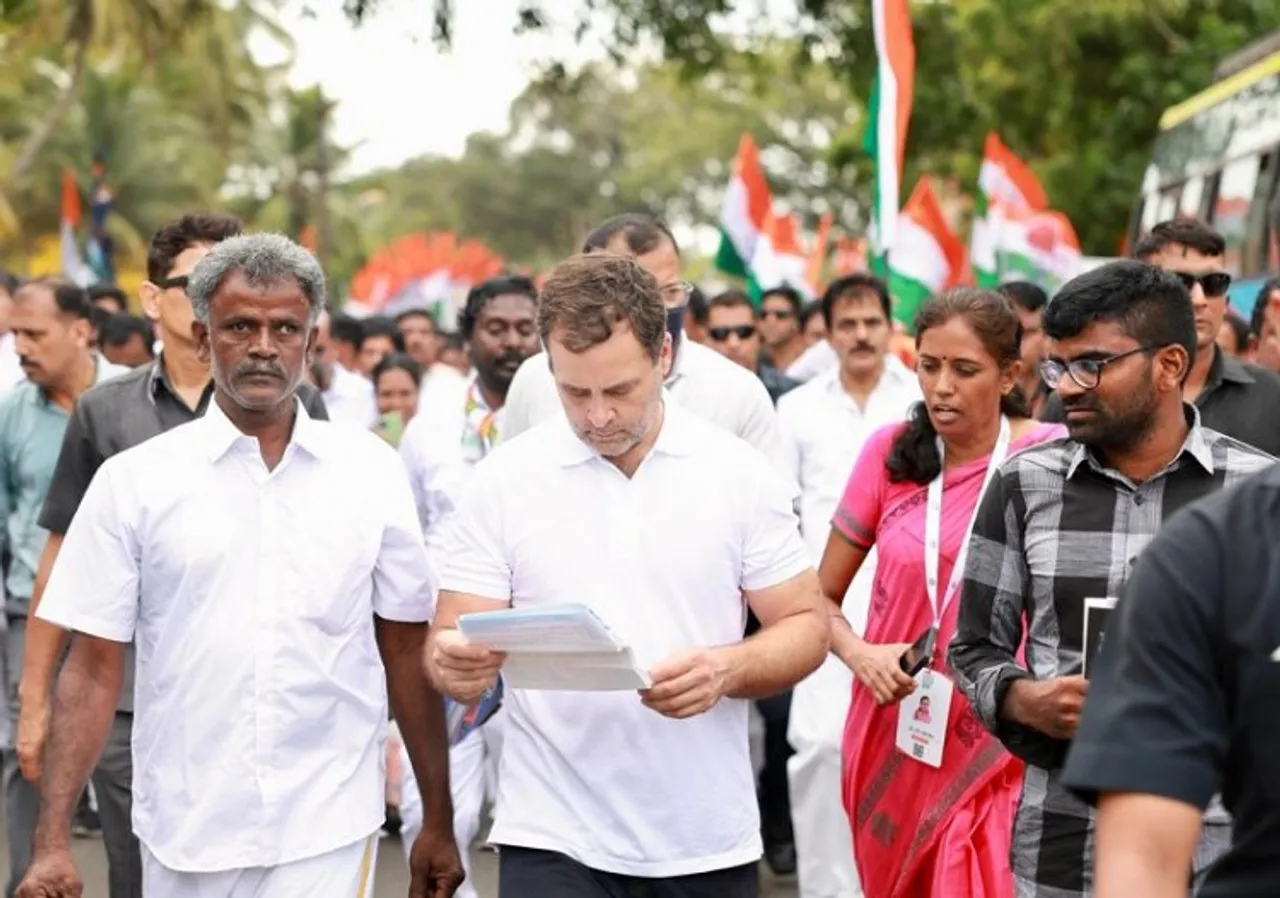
[1,827,799,897]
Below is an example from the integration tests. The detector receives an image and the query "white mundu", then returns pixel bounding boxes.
[37,400,436,895]
[500,338,785,463]
[438,402,813,877]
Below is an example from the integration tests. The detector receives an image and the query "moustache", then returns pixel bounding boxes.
[851,343,875,353]
[234,361,287,380]
[495,353,527,368]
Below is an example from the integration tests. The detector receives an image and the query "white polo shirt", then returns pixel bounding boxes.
[37,399,435,873]
[438,402,812,877]
[499,338,785,465]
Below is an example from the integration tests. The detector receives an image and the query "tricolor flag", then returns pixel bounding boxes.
[888,178,966,328]
[863,0,915,273]
[751,211,813,300]
[970,133,1048,287]
[59,169,93,287]
[714,133,773,291]
[994,205,1082,293]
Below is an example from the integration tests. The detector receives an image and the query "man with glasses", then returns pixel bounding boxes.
[757,286,808,374]
[14,214,329,898]
[949,260,1273,898]
[1045,218,1280,454]
[500,214,784,464]
[704,289,801,404]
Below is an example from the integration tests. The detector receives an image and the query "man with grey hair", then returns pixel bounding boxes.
[18,234,464,898]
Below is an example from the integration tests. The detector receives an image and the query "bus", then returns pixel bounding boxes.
[1131,30,1280,317]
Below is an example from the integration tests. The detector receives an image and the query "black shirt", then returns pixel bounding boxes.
[1040,346,1280,456]
[1062,463,1280,896]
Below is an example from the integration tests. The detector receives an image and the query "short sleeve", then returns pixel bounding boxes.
[741,459,811,593]
[371,452,437,623]
[733,375,787,471]
[1062,501,1230,810]
[830,423,899,549]
[38,400,106,534]
[437,459,512,602]
[36,463,140,643]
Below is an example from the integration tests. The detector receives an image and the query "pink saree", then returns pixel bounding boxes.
[833,420,1063,898]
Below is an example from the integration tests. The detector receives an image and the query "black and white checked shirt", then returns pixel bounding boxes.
[949,407,1274,897]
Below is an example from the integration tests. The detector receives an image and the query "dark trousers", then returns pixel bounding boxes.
[755,690,794,844]
[498,846,759,898]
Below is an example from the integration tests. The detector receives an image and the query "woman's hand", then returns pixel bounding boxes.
[848,640,918,706]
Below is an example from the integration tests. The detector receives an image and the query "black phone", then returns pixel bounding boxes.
[899,626,937,676]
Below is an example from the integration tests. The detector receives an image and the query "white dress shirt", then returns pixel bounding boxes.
[439,402,812,877]
[0,332,23,396]
[37,399,435,873]
[499,338,785,465]
[784,339,839,383]
[321,362,378,429]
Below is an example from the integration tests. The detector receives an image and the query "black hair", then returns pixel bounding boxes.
[361,315,404,351]
[887,288,1030,485]
[1133,218,1226,261]
[1222,310,1251,356]
[87,283,128,311]
[707,288,756,316]
[820,274,892,328]
[799,299,824,331]
[687,285,709,327]
[17,278,93,321]
[998,281,1048,314]
[759,285,803,316]
[441,330,466,352]
[1042,260,1197,373]
[394,308,436,330]
[0,269,20,297]
[100,313,155,354]
[458,275,537,340]
[371,352,423,390]
[89,304,113,339]
[1250,277,1280,337]
[581,213,680,257]
[329,312,364,350]
[147,212,242,281]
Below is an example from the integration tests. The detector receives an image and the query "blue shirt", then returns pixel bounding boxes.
[0,357,129,614]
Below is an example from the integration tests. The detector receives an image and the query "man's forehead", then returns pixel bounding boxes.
[1050,320,1134,352]
[1153,243,1223,269]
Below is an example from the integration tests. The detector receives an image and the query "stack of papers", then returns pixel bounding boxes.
[458,604,651,691]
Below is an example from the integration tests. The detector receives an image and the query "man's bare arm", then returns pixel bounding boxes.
[721,569,830,699]
[31,635,125,852]
[374,618,454,833]
[19,534,70,706]
[1094,792,1202,898]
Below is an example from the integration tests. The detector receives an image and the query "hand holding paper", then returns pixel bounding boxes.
[429,629,506,704]
[640,648,729,720]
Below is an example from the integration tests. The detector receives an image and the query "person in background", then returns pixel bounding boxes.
[86,285,126,317]
[501,214,784,465]
[949,261,1272,897]
[822,288,1062,898]
[685,284,709,345]
[314,309,377,428]
[86,306,112,353]
[1217,310,1250,359]
[371,353,423,448]
[15,212,329,898]
[998,281,1050,417]
[436,332,471,377]
[98,315,155,369]
[778,273,920,898]
[0,281,129,898]
[1247,276,1280,372]
[705,289,801,404]
[357,315,402,375]
[398,308,466,395]
[0,271,22,396]
[800,300,826,347]
[758,286,809,374]
[328,312,364,374]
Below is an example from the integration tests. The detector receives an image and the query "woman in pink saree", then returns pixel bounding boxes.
[819,288,1065,897]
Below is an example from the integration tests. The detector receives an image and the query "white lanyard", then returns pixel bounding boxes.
[924,416,1011,626]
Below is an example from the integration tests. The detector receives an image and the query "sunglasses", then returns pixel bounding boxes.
[1173,271,1232,297]
[708,325,756,341]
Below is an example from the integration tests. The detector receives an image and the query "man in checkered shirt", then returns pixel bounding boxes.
[949,261,1274,896]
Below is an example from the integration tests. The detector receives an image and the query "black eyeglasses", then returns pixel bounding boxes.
[708,325,756,342]
[1039,345,1160,390]
[1173,271,1232,297]
[154,275,190,292]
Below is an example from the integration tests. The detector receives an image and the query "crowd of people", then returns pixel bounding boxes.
[0,205,1279,898]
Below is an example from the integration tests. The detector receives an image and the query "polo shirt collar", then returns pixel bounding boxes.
[555,396,693,468]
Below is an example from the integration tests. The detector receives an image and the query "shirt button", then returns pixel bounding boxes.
[1133,493,1144,505]
[1129,557,1138,567]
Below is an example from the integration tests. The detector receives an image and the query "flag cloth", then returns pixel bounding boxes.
[993,204,1082,294]
[59,170,92,287]
[865,0,915,275]
[751,212,813,300]
[969,133,1048,287]
[888,179,967,329]
[715,133,773,286]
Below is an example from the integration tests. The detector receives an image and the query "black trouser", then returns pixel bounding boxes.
[744,611,793,846]
[498,846,759,898]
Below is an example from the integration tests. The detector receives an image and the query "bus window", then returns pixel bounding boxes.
[1211,155,1261,275]
[1243,151,1277,276]
[1179,176,1205,218]
[1201,169,1222,222]
[1156,184,1182,223]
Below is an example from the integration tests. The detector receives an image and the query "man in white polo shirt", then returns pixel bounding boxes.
[499,213,784,463]
[426,252,831,898]
[17,234,463,898]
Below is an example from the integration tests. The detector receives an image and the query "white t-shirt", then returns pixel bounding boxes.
[437,402,811,877]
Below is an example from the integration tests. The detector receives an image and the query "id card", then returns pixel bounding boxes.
[1082,597,1118,679]
[895,668,953,768]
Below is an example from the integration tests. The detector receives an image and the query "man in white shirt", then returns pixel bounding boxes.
[397,274,541,897]
[499,214,784,464]
[426,252,830,898]
[777,274,921,898]
[313,308,378,428]
[17,234,463,898]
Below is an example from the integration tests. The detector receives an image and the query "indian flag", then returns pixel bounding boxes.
[996,205,1082,293]
[59,169,93,287]
[888,178,966,328]
[864,0,915,274]
[970,133,1048,287]
[751,211,813,300]
[714,133,773,284]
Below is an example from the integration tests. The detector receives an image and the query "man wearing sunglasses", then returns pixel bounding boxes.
[704,289,801,405]
[1046,218,1280,456]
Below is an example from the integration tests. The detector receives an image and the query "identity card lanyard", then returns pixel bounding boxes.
[923,416,1011,632]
